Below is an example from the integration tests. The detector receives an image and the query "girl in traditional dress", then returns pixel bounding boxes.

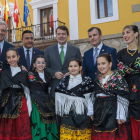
[55,58,94,140]
[117,25,140,140]
[29,55,58,140]
[0,48,32,140]
[89,53,129,140]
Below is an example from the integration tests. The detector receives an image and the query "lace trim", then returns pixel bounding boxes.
[1,92,11,107]
[94,127,118,132]
[41,117,56,124]
[34,98,55,117]
[0,95,23,119]
[60,124,91,131]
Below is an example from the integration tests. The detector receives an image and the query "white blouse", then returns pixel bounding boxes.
[67,74,82,90]
[38,71,46,83]
[87,74,128,121]
[10,66,32,116]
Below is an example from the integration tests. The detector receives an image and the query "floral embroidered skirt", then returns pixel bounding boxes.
[60,126,91,140]
[91,124,129,140]
[131,117,140,140]
[31,102,59,140]
[0,97,32,140]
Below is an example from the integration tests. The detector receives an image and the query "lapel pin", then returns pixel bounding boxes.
[102,49,104,52]
[34,52,35,53]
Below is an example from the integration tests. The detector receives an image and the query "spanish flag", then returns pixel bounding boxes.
[4,0,9,26]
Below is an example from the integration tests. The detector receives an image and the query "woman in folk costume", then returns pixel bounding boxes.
[117,25,140,140]
[29,55,59,140]
[88,53,129,140]
[0,48,32,140]
[55,58,94,140]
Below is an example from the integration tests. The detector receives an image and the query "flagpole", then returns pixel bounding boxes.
[26,0,33,30]
[7,0,17,42]
[16,0,23,31]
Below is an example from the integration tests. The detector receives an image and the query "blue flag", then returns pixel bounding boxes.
[23,0,29,26]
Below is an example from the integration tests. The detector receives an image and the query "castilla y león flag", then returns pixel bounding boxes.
[13,0,19,27]
[4,0,9,26]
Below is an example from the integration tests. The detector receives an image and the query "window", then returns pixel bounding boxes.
[97,0,113,18]
[90,0,119,24]
[40,7,53,36]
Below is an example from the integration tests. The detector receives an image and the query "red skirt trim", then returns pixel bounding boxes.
[131,117,140,140]
[91,124,129,140]
[0,97,32,140]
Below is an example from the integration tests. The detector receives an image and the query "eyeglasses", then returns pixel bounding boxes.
[35,62,46,64]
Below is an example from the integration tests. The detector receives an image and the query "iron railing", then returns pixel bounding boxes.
[7,19,65,43]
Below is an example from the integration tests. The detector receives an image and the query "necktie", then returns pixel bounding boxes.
[26,50,30,71]
[60,46,64,64]
[93,47,99,66]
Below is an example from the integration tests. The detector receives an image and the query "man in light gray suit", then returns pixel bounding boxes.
[44,26,82,97]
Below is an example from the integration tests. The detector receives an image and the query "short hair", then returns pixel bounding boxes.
[56,26,69,35]
[88,27,102,35]
[0,21,7,31]
[22,30,34,38]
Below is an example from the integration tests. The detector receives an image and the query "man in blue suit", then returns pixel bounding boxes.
[0,21,14,70]
[17,30,44,71]
[83,27,117,82]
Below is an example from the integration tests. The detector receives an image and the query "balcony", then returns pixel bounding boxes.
[7,19,65,44]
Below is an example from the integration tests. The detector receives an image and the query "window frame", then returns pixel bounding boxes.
[90,0,119,25]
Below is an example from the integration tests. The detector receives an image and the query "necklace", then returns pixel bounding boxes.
[127,46,138,56]
[100,72,113,85]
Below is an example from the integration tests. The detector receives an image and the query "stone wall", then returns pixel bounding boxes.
[69,29,140,56]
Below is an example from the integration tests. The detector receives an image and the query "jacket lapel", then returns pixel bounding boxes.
[99,44,106,55]
[89,48,95,69]
[1,41,7,61]
[20,46,28,68]
[54,44,62,66]
[63,44,72,66]
[31,47,36,70]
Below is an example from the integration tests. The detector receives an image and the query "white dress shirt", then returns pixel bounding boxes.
[58,43,67,56]
[10,66,32,116]
[23,46,33,65]
[0,40,4,53]
[93,42,103,57]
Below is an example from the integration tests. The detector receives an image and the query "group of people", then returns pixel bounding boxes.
[0,20,139,140]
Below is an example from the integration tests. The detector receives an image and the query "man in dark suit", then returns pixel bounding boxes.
[44,26,82,97]
[17,30,44,71]
[83,27,117,82]
[0,21,14,70]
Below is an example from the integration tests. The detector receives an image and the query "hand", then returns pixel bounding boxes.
[90,115,94,121]
[117,119,125,124]
[55,72,64,79]
[21,66,28,72]
[64,72,70,77]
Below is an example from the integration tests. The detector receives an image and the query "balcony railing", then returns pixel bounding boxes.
[7,19,65,43]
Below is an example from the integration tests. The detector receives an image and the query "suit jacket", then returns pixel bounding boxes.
[44,43,82,97]
[83,44,117,82]
[0,41,15,70]
[17,46,44,71]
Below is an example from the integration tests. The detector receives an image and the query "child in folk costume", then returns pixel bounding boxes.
[55,58,94,140]
[29,55,58,140]
[0,48,32,140]
[88,53,129,140]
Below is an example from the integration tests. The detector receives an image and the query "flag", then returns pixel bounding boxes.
[4,0,9,26]
[23,0,29,27]
[0,2,2,21]
[50,14,53,33]
[13,0,19,27]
